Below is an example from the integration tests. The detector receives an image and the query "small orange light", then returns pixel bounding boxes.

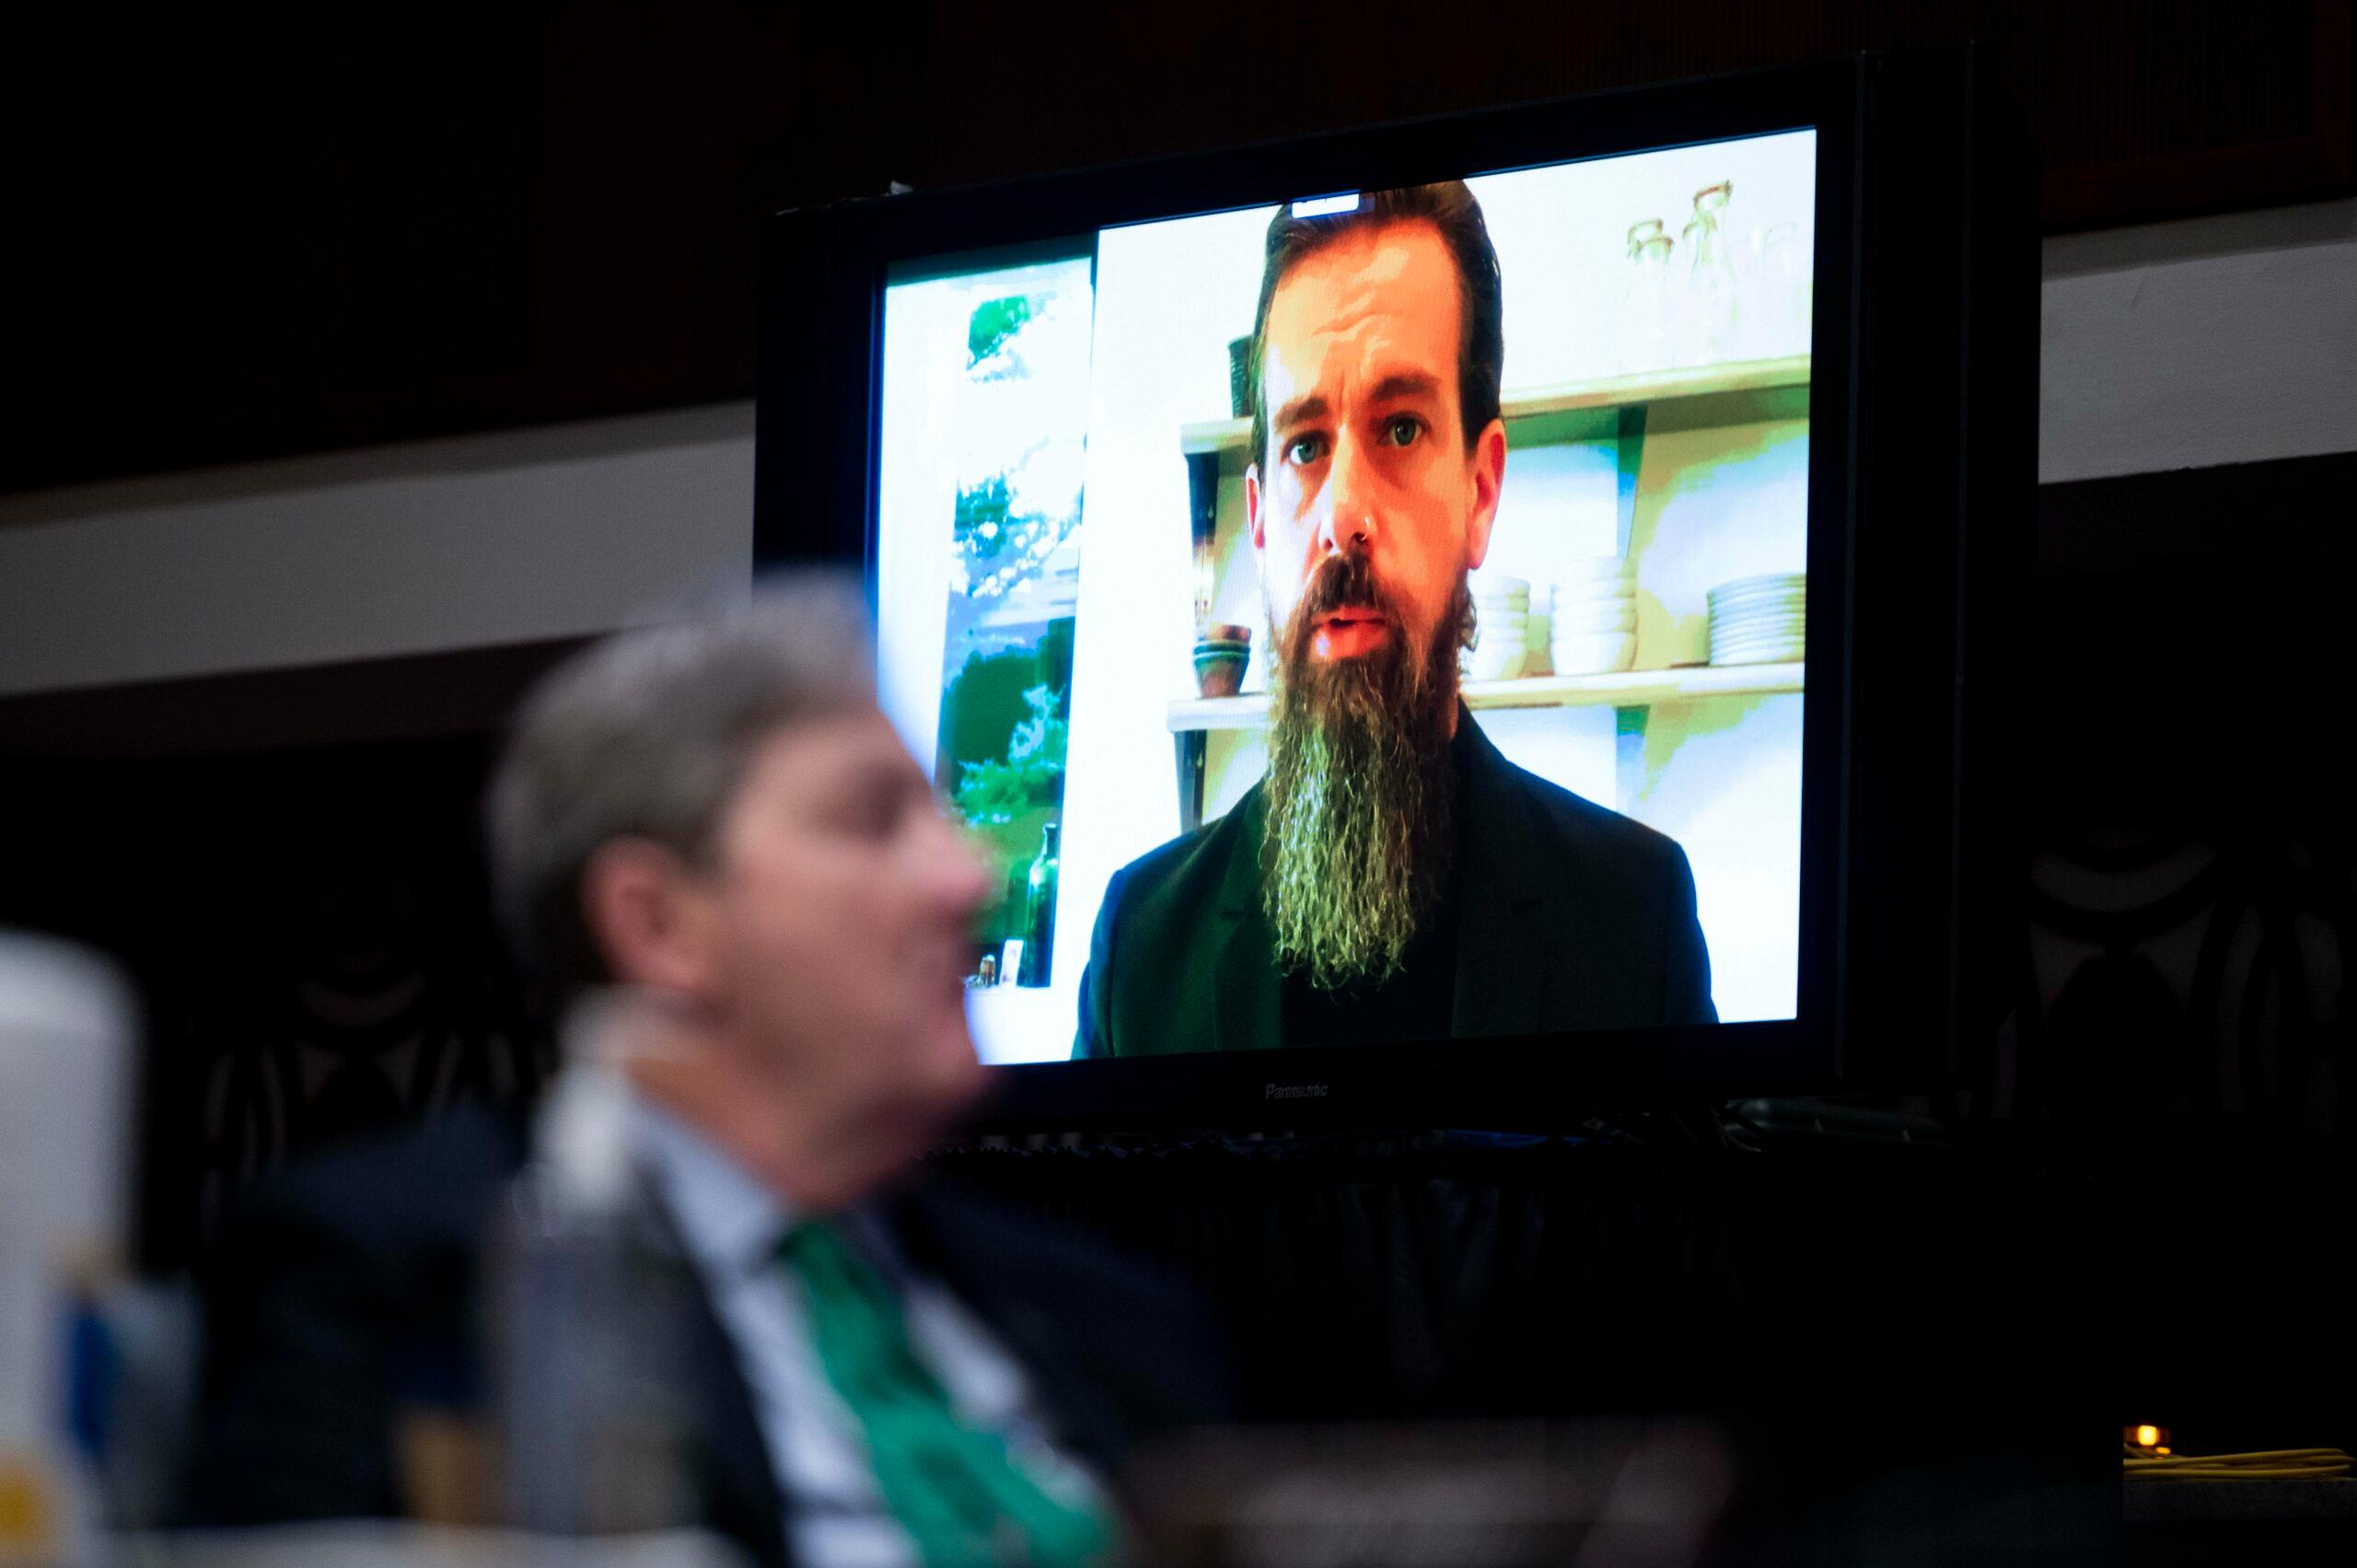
[2135,1425,2161,1447]
[2156,1446,2172,1456]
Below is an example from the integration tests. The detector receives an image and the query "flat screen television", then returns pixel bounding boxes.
[755,50,2027,1129]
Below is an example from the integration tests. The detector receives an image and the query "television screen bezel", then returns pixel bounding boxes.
[757,55,1872,1131]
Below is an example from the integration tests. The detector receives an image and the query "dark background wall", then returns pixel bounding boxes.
[6,1,2351,494]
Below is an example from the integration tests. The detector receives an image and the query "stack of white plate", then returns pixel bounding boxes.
[1551,556,1638,675]
[1707,573,1805,666]
[1466,575,1528,681]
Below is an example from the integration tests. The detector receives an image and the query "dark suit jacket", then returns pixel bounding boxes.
[1075,714,1716,1057]
[187,1110,1231,1566]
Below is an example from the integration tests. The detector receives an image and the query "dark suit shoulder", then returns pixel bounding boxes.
[190,1109,528,1525]
[1468,734,1715,1026]
[1076,794,1267,1058]
[1504,760,1695,880]
[249,1108,528,1250]
[894,1179,1235,1438]
[1104,788,1260,912]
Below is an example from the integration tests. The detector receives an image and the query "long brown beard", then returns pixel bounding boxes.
[1261,553,1471,992]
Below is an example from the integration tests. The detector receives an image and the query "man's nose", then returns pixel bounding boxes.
[1316,431,1376,558]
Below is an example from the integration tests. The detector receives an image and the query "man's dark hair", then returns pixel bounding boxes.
[1248,181,1505,471]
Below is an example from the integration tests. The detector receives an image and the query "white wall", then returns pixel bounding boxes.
[3,199,2351,703]
[0,402,757,697]
[2038,196,2357,484]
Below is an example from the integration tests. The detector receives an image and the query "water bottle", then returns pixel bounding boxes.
[486,1033,702,1537]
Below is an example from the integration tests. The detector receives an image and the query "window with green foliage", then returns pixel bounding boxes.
[950,683,1067,829]
[967,295,1040,370]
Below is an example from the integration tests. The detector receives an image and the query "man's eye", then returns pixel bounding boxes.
[837,782,911,841]
[1382,415,1424,447]
[1285,434,1328,466]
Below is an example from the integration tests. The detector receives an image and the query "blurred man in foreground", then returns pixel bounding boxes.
[192,579,1225,1565]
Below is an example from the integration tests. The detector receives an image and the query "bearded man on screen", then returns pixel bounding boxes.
[1074,182,1716,1059]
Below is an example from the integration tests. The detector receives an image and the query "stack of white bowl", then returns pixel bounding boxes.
[1464,575,1529,681]
[1707,572,1805,665]
[1551,556,1638,675]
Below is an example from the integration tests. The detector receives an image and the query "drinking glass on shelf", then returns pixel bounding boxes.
[1744,220,1807,358]
[1619,231,1675,375]
[1679,180,1739,366]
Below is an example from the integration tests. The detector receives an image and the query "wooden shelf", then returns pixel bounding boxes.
[1178,354,1812,457]
[1167,662,1805,733]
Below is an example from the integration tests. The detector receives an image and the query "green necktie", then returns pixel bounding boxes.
[779,1217,1119,1567]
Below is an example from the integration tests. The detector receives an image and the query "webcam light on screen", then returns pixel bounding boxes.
[1290,192,1360,217]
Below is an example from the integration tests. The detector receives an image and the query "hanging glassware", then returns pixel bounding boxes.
[1745,219,1807,358]
[1619,226,1675,374]
[1679,180,1739,366]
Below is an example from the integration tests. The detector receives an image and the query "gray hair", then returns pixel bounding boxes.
[485,573,877,1014]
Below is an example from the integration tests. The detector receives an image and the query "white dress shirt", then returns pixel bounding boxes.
[625,1096,1102,1567]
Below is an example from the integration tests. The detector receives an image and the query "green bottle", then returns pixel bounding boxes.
[1017,822,1059,988]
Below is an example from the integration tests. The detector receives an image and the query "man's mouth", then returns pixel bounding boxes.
[1310,608,1391,659]
[1318,607,1386,631]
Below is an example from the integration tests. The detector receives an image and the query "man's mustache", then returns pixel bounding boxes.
[1292,552,1402,629]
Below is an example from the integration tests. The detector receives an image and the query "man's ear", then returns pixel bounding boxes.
[1463,418,1508,571]
[579,838,718,1000]
[1246,461,1266,552]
